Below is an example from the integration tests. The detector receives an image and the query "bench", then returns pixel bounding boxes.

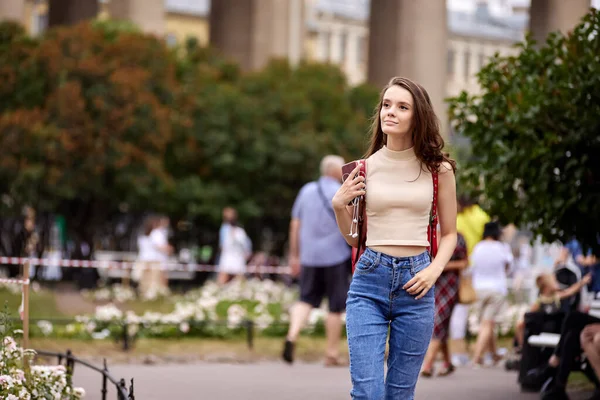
[527,295,600,349]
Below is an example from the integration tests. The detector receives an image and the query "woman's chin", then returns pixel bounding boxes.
[382,128,406,137]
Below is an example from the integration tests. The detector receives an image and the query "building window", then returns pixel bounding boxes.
[321,31,331,62]
[165,33,178,47]
[357,35,367,66]
[339,32,347,64]
[478,53,485,70]
[31,10,48,36]
[447,49,455,76]
[464,50,471,79]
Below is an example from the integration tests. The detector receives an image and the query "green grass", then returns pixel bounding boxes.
[0,288,66,319]
[27,335,345,364]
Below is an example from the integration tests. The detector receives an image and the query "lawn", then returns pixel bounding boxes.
[27,336,346,366]
[0,286,66,319]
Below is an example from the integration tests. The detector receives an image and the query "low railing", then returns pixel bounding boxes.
[35,349,134,400]
[17,317,258,351]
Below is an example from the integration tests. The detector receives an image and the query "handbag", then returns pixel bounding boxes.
[458,272,477,304]
[350,161,439,272]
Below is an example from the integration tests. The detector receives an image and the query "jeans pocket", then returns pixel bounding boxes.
[354,253,377,274]
[411,258,431,276]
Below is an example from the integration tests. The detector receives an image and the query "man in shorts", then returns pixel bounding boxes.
[282,155,351,366]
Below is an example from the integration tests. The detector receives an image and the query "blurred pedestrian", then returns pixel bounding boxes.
[470,222,513,366]
[421,232,468,377]
[282,155,351,367]
[217,207,251,285]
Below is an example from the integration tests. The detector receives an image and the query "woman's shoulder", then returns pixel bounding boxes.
[437,161,455,176]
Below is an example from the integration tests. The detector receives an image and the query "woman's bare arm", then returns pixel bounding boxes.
[430,162,458,273]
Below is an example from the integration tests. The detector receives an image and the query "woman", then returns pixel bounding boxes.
[421,232,468,377]
[136,216,173,298]
[217,217,252,285]
[332,76,457,399]
[470,221,513,366]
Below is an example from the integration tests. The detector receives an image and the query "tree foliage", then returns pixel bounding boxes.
[0,21,378,251]
[448,9,600,253]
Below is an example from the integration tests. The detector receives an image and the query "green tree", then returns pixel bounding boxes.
[0,21,184,244]
[0,21,379,253]
[448,9,600,253]
[164,44,378,247]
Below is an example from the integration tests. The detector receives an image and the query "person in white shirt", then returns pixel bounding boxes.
[134,216,173,297]
[470,221,514,366]
[217,208,252,285]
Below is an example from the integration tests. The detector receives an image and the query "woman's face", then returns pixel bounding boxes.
[380,85,414,137]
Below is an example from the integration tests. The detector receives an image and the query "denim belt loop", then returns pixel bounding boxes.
[409,255,415,274]
[374,250,382,267]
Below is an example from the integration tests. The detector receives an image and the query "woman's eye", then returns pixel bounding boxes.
[401,105,408,110]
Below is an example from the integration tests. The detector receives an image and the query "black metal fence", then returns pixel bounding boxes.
[35,349,134,400]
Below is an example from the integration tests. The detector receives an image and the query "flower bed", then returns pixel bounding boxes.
[21,279,529,341]
[1,335,85,399]
[33,279,307,340]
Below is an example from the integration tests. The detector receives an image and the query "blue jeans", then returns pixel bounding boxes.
[346,248,435,400]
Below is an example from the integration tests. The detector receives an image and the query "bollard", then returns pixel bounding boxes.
[118,378,127,400]
[129,378,135,400]
[101,359,108,400]
[65,349,75,387]
[245,320,254,350]
[122,322,129,351]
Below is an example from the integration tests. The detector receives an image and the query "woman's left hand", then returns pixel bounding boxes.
[403,265,442,300]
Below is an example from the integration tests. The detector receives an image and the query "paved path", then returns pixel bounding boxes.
[72,361,584,400]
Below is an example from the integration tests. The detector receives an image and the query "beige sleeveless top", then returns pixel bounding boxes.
[365,146,433,248]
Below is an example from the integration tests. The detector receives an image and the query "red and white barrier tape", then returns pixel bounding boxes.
[0,277,30,286]
[0,257,291,274]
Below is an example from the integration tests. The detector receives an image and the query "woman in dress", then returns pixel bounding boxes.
[217,217,252,285]
[421,232,468,377]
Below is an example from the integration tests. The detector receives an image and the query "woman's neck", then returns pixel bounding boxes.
[386,134,413,151]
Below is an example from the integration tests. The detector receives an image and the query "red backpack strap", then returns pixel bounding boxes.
[428,172,439,258]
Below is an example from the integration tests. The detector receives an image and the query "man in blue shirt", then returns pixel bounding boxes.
[282,155,351,366]
[565,237,600,292]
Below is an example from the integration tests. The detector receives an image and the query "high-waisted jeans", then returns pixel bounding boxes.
[346,248,435,400]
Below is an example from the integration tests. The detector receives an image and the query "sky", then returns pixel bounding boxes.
[447,0,600,14]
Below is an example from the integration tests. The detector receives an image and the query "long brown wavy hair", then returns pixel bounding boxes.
[364,76,456,174]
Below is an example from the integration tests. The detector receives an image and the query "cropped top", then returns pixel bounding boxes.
[365,146,433,248]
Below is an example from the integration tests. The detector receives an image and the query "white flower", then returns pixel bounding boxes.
[91,329,111,340]
[95,304,123,321]
[179,322,190,333]
[36,320,53,336]
[227,304,247,328]
[254,313,274,330]
[308,309,325,326]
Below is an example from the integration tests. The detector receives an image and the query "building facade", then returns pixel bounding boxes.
[1,0,592,133]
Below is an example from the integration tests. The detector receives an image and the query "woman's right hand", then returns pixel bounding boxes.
[332,162,366,211]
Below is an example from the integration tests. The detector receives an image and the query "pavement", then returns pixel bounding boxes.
[71,360,585,400]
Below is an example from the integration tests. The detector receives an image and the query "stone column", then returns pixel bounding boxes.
[0,0,25,23]
[368,0,448,130]
[48,0,98,27]
[529,0,590,45]
[288,0,303,66]
[108,0,165,35]
[210,0,305,71]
